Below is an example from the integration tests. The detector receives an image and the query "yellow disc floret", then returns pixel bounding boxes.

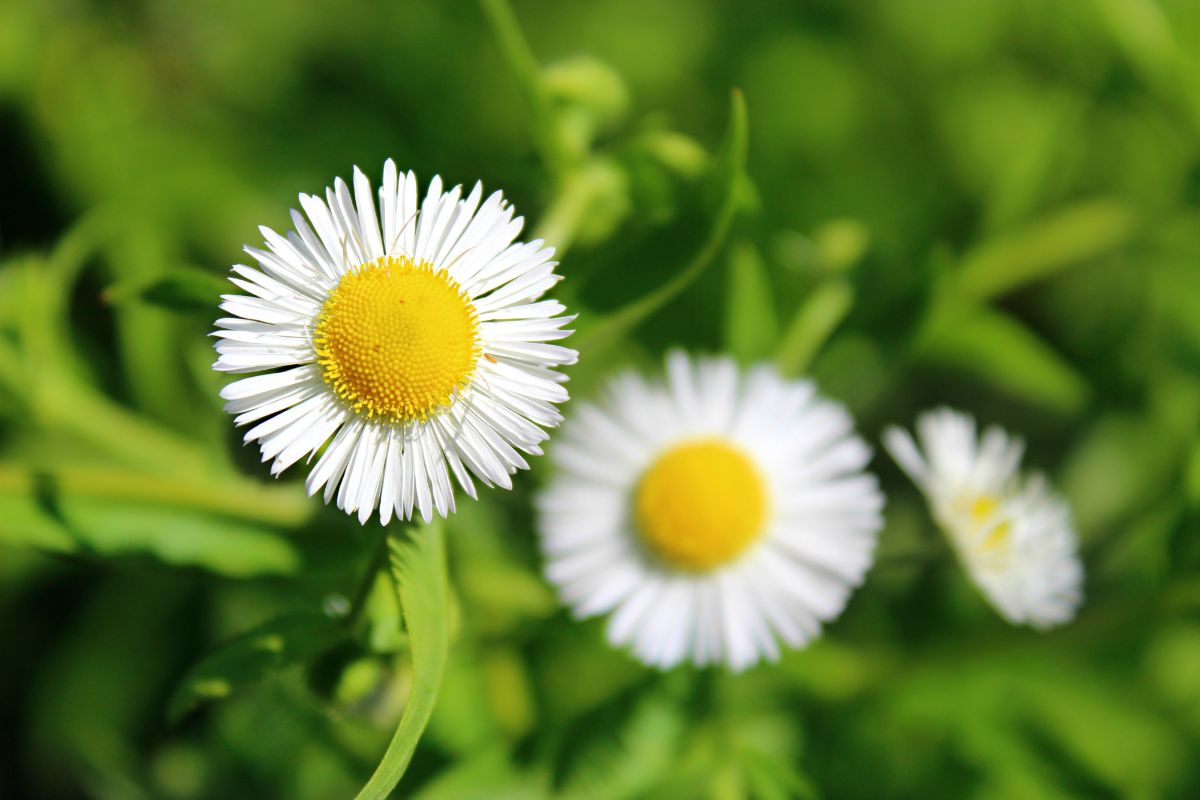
[313,256,480,422]
[966,494,1012,552]
[635,439,767,571]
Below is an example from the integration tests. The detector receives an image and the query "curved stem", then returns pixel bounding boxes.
[572,90,748,361]
[354,519,450,800]
[478,0,572,183]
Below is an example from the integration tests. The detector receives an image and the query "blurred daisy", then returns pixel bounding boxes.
[883,408,1083,628]
[213,160,576,524]
[536,352,884,671]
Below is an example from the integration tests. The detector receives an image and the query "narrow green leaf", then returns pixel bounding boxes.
[1092,0,1200,134]
[956,199,1135,301]
[556,690,685,800]
[917,305,1089,412]
[724,241,779,363]
[0,463,310,527]
[0,470,302,577]
[168,615,347,722]
[355,519,450,800]
[410,748,537,800]
[105,267,229,313]
[1022,666,1188,795]
[1059,415,1183,534]
[775,279,853,377]
[573,89,749,360]
[740,751,818,800]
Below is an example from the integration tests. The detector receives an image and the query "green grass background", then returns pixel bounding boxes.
[1,0,1199,797]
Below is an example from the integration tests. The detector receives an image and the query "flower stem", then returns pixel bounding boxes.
[354,519,450,799]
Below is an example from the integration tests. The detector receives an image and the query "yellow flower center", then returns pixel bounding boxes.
[634,439,767,571]
[313,256,480,422]
[963,494,1012,551]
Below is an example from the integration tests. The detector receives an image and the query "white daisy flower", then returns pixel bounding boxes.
[883,408,1083,628]
[213,160,577,524]
[536,352,885,671]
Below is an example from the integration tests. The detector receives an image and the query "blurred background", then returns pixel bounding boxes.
[2,0,1199,797]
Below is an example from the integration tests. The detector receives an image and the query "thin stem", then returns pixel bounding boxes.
[574,91,748,360]
[478,0,573,182]
[532,160,621,256]
[354,520,450,800]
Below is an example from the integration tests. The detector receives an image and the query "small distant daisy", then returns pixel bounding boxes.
[213,160,576,524]
[883,408,1083,628]
[536,352,885,671]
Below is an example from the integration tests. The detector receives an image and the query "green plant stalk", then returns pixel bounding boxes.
[774,279,853,377]
[478,0,573,183]
[573,90,748,359]
[533,161,618,256]
[355,519,450,800]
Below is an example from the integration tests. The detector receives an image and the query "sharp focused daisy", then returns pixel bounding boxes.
[883,408,1083,628]
[213,160,577,524]
[536,352,885,671]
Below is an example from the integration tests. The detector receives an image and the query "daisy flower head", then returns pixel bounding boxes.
[883,408,1083,629]
[536,352,885,672]
[213,161,577,524]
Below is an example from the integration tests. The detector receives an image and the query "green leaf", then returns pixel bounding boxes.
[740,750,819,800]
[168,615,347,722]
[0,463,310,527]
[955,199,1136,301]
[724,241,779,363]
[916,305,1089,413]
[457,560,557,623]
[554,687,684,800]
[1059,415,1183,535]
[355,519,451,800]
[1021,667,1188,795]
[106,267,229,313]
[0,478,302,577]
[775,279,854,377]
[410,748,540,800]
[1092,0,1200,133]
[572,89,749,361]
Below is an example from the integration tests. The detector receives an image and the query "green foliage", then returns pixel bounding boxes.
[1,0,1198,797]
[775,280,853,379]
[115,268,232,315]
[916,305,1090,413]
[571,88,749,364]
[724,242,780,364]
[169,615,348,722]
[954,199,1137,302]
[355,521,451,799]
